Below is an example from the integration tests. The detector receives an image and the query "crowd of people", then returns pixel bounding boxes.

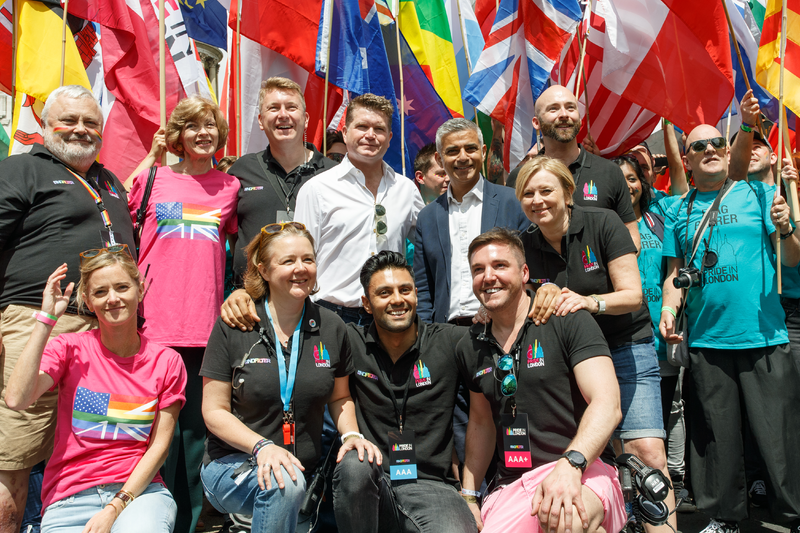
[0,75,798,533]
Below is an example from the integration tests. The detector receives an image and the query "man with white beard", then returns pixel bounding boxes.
[0,85,136,533]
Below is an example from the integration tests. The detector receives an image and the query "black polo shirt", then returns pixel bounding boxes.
[0,144,136,310]
[201,297,352,473]
[229,143,337,283]
[507,145,635,224]
[455,292,615,484]
[347,319,467,485]
[521,205,651,347]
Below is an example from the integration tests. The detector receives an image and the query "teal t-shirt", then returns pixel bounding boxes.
[662,180,788,349]
[637,214,667,361]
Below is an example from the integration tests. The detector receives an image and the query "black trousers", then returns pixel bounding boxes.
[688,344,800,525]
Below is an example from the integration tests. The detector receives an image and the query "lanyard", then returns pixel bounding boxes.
[67,168,116,245]
[264,301,305,413]
[373,326,428,433]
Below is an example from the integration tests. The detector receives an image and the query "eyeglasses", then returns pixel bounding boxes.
[261,222,306,235]
[374,204,387,236]
[495,353,518,396]
[79,244,132,264]
[688,137,727,153]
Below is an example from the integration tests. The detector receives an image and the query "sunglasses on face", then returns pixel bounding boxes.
[79,244,132,264]
[261,222,307,235]
[688,137,727,153]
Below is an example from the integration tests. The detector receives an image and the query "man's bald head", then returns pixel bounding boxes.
[534,85,578,115]
[683,125,729,186]
[532,85,581,144]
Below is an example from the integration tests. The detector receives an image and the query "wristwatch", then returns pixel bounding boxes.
[589,295,606,315]
[561,450,588,473]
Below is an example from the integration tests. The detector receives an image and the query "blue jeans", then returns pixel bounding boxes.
[332,451,477,533]
[41,482,175,533]
[200,453,307,533]
[610,336,665,440]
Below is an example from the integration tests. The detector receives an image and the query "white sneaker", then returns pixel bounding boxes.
[700,519,740,533]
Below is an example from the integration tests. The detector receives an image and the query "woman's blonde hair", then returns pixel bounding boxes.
[165,96,229,156]
[75,249,142,313]
[514,155,576,203]
[242,225,318,300]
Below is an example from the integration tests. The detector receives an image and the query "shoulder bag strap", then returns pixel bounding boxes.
[135,166,158,233]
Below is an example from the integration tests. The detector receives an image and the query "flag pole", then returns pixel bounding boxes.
[776,0,789,292]
[394,0,406,177]
[322,0,334,157]
[725,99,734,140]
[11,0,16,123]
[158,0,167,166]
[60,0,70,86]
[575,5,594,145]
[780,107,800,221]
[455,0,486,174]
[235,0,242,156]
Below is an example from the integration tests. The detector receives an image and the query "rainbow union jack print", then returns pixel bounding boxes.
[72,387,157,441]
[155,202,222,241]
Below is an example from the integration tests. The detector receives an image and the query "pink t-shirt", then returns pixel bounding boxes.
[39,330,187,510]
[129,166,239,347]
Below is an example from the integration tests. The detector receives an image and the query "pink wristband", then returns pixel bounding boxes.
[32,311,58,327]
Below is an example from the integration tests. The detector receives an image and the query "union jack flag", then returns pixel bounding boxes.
[464,0,582,171]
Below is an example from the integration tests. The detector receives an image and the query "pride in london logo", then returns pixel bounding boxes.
[527,340,544,368]
[313,343,330,367]
[582,246,599,272]
[583,180,598,201]
[413,360,432,387]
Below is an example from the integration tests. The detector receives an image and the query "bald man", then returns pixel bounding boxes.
[660,125,800,533]
[508,85,639,249]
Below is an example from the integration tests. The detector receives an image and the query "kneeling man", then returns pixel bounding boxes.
[457,228,626,533]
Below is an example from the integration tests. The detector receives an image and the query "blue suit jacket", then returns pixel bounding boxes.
[414,179,531,323]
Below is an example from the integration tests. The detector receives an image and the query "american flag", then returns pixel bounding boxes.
[464,0,582,171]
[72,386,157,442]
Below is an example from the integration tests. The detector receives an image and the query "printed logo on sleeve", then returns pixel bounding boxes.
[527,340,544,368]
[72,386,157,441]
[475,367,493,378]
[530,278,550,284]
[244,186,264,192]
[245,357,271,364]
[313,343,331,367]
[413,360,432,387]
[583,180,598,201]
[357,370,379,381]
[53,180,75,185]
[582,246,599,272]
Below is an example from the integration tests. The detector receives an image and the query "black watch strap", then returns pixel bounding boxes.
[561,450,587,472]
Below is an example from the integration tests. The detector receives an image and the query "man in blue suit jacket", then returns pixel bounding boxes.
[414,118,530,324]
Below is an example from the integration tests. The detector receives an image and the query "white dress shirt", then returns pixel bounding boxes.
[294,156,424,307]
[447,178,484,321]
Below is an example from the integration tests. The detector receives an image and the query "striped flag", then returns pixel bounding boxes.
[72,386,157,442]
[0,0,11,95]
[155,202,223,241]
[464,0,582,171]
[756,0,800,117]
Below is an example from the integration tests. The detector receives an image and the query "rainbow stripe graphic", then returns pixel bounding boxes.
[313,343,330,363]
[527,340,544,362]
[155,202,222,241]
[412,360,430,380]
[583,180,597,196]
[72,386,157,441]
[582,246,598,268]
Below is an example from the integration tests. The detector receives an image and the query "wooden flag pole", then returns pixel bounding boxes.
[575,9,595,145]
[574,26,587,99]
[235,0,242,156]
[776,0,789,292]
[455,0,486,175]
[780,107,800,221]
[11,0,17,120]
[60,0,70,86]
[395,0,406,177]
[322,0,334,157]
[158,0,166,166]
[725,99,734,140]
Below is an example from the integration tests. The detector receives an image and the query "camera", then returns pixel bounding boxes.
[673,267,702,289]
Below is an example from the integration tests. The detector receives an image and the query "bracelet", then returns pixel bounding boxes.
[462,488,481,497]
[661,306,677,318]
[340,431,364,444]
[461,494,479,504]
[32,311,58,327]
[740,123,753,133]
[113,490,135,510]
[252,438,274,457]
[780,226,796,240]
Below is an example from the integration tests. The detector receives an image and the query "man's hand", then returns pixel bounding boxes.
[336,438,383,465]
[772,192,793,235]
[659,310,683,345]
[220,289,260,331]
[740,89,760,127]
[528,284,560,325]
[553,288,596,317]
[782,158,799,184]
[531,460,588,533]
[582,136,601,156]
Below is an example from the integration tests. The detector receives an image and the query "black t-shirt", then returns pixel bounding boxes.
[455,293,615,484]
[507,145,635,224]
[521,206,651,347]
[229,144,337,283]
[0,145,136,310]
[347,319,467,485]
[201,297,353,472]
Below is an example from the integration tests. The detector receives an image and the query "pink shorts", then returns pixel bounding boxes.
[481,459,626,533]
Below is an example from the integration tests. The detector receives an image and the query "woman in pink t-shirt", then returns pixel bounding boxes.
[5,246,187,533]
[126,96,239,533]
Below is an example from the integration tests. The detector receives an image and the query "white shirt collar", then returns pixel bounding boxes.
[447,176,485,205]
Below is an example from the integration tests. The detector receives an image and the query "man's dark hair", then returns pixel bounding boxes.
[468,227,526,266]
[360,251,414,294]
[414,143,437,175]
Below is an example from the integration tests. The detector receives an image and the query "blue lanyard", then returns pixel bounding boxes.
[264,301,305,413]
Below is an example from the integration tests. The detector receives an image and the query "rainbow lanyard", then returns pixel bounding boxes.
[65,168,116,245]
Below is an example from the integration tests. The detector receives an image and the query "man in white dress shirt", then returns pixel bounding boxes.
[294,93,424,325]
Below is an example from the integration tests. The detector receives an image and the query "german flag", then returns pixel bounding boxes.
[757,0,800,115]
